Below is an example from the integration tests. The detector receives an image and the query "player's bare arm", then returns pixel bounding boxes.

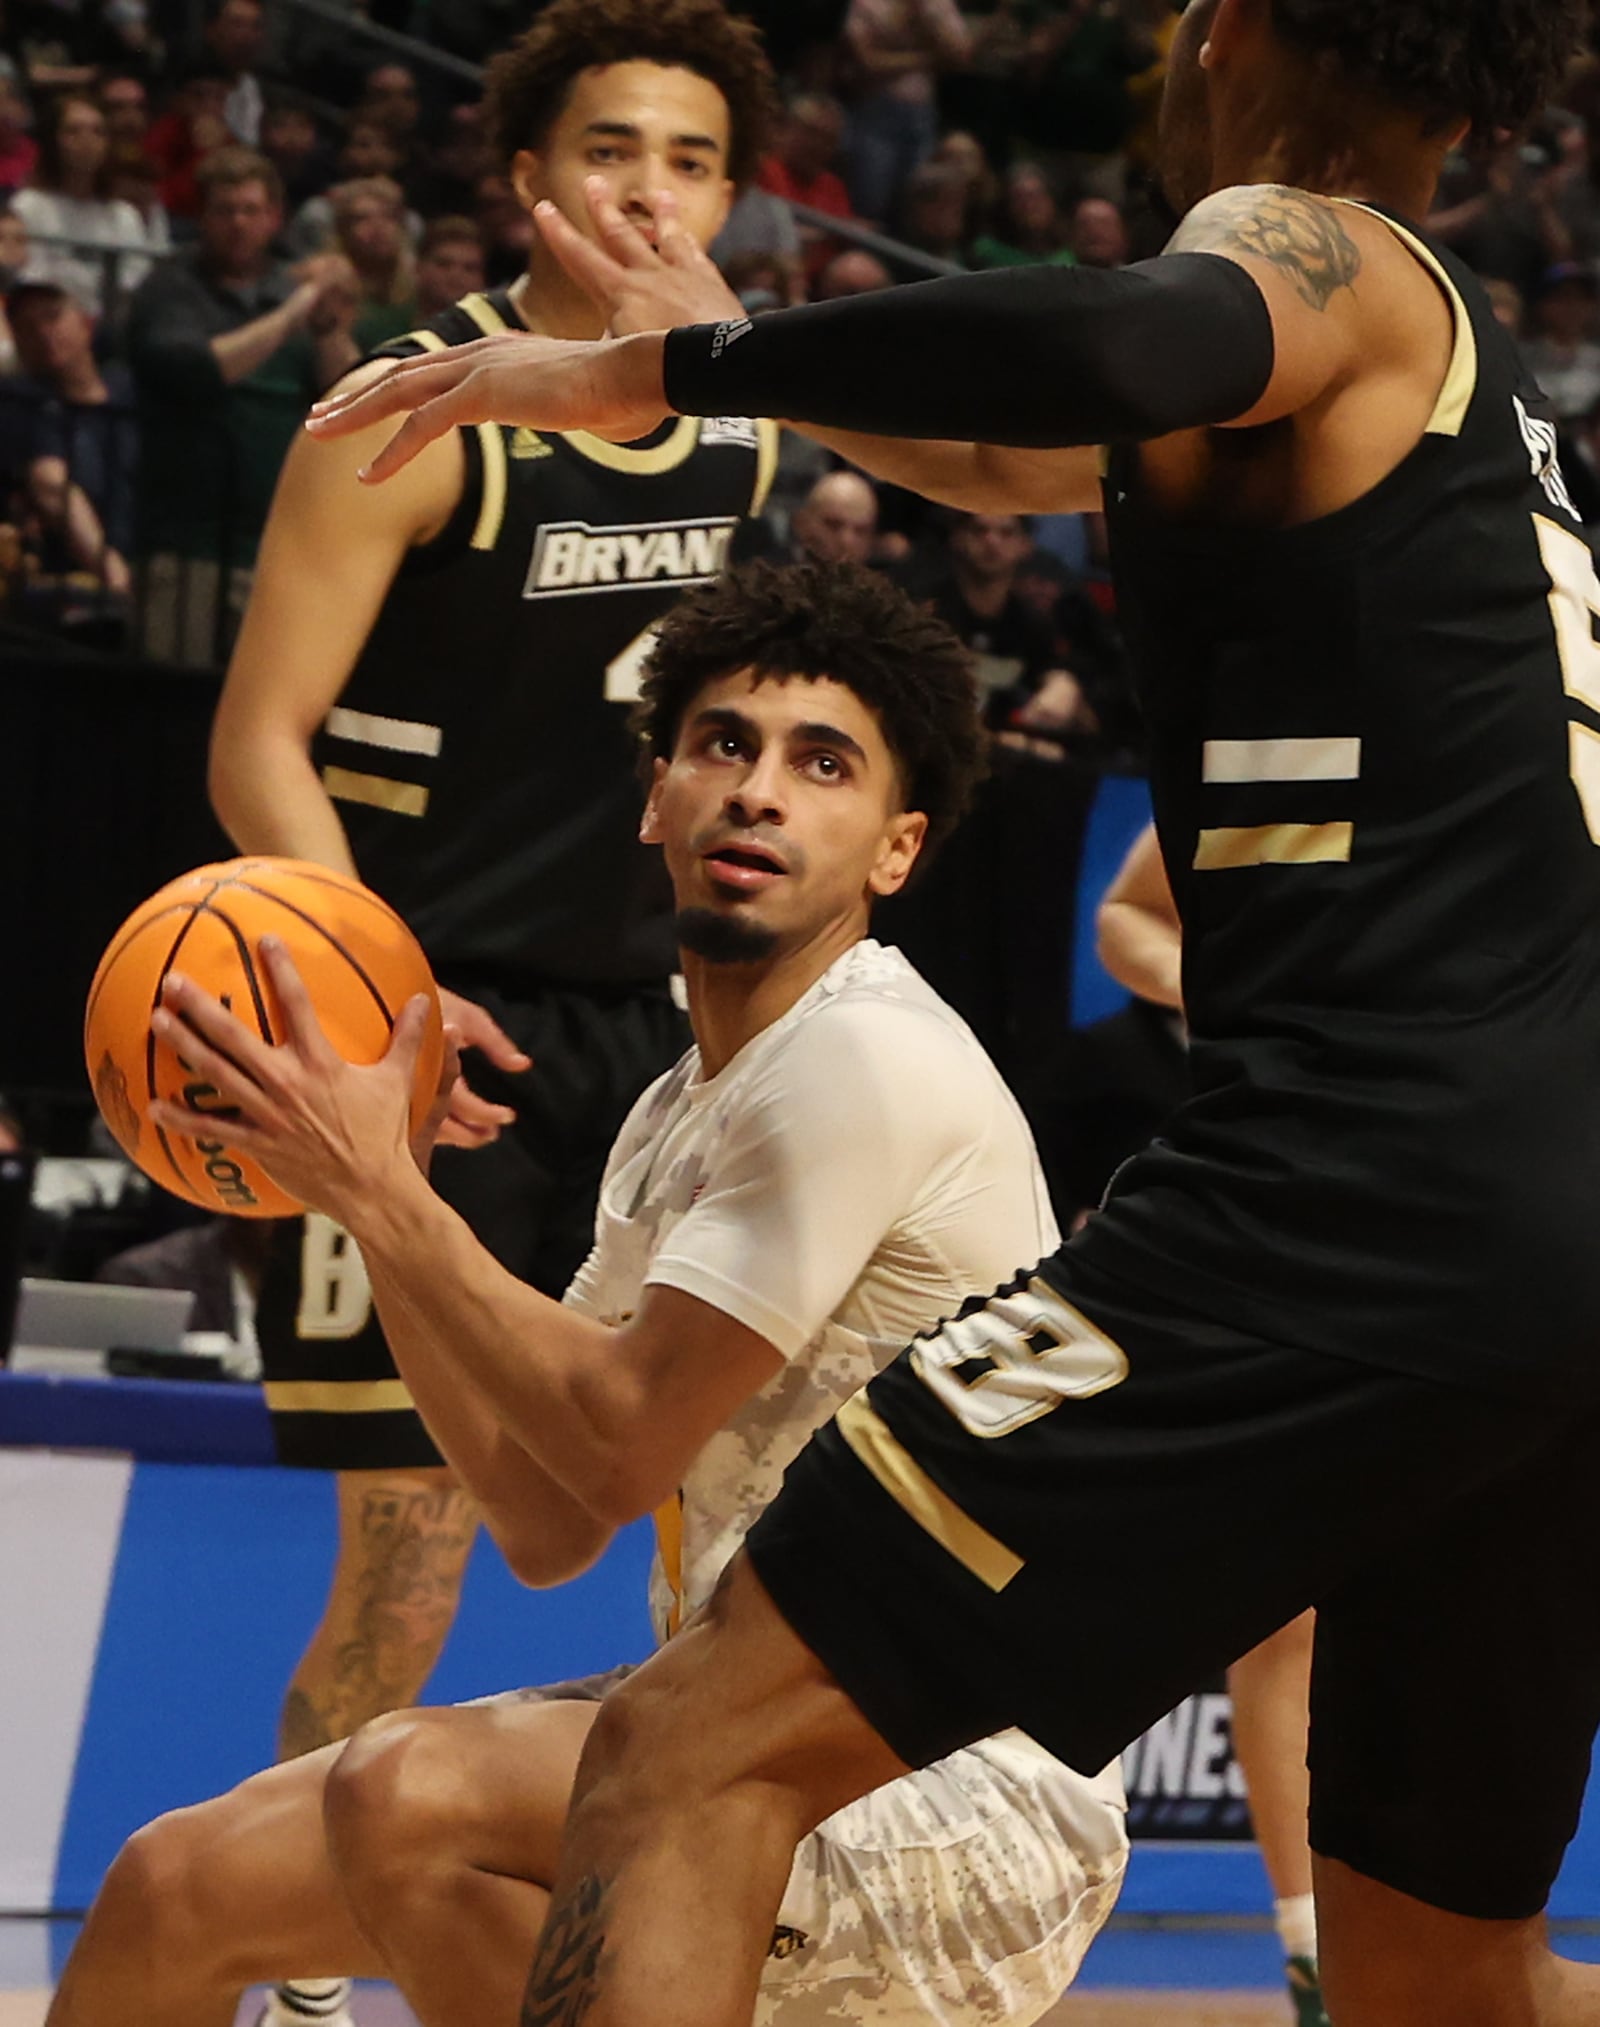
[536,175,1105,512]
[147,943,784,1556]
[1096,822,1183,1011]
[212,365,529,1142]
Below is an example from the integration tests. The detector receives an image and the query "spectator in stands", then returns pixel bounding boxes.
[931,127,997,242]
[1015,0,1158,203]
[895,158,968,264]
[126,147,360,664]
[790,468,879,565]
[840,0,970,224]
[98,70,149,151]
[0,76,37,193]
[0,207,28,372]
[205,0,266,146]
[915,511,1100,747]
[259,100,336,214]
[145,59,234,221]
[330,175,416,351]
[97,1217,268,1360]
[410,214,484,321]
[473,167,534,285]
[1523,262,1600,421]
[12,93,152,320]
[106,147,171,272]
[718,246,790,311]
[1068,192,1130,269]
[1430,137,1579,300]
[757,92,854,284]
[6,273,138,605]
[710,180,802,304]
[970,161,1075,268]
[356,62,424,151]
[410,101,487,219]
[813,244,891,297]
[286,120,415,257]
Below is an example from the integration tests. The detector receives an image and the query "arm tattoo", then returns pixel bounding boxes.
[523,1874,611,2027]
[1172,186,1362,311]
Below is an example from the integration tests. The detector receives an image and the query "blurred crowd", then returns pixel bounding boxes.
[4,0,1600,722]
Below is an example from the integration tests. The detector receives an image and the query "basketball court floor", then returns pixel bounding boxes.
[0,1915,1329,2026]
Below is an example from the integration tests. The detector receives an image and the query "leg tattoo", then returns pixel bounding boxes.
[522,1875,611,2027]
[281,1480,477,1758]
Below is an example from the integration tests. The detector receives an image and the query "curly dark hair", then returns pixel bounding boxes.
[1271,0,1586,139]
[484,0,778,188]
[634,559,986,856]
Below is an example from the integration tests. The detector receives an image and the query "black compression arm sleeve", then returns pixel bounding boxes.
[662,253,1275,448]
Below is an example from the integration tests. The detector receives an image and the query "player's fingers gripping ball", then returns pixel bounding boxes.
[84,858,445,1217]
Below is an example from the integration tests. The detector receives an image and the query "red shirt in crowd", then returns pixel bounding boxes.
[757,156,855,282]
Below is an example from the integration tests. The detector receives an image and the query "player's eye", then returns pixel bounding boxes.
[676,157,711,178]
[803,751,848,781]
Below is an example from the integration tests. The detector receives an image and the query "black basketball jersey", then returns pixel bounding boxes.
[1077,205,1600,1401]
[311,287,778,988]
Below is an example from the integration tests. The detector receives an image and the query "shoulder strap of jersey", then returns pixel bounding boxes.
[1330,199,1480,438]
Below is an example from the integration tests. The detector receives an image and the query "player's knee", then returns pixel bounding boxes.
[323,1708,463,1902]
[97,1804,235,1972]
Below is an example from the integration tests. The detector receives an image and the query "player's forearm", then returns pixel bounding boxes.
[211,289,311,386]
[207,725,358,874]
[344,1163,653,1528]
[661,257,1274,448]
[362,1253,612,1586]
[793,425,1102,512]
[1096,900,1184,1010]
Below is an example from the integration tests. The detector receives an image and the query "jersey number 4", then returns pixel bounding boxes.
[1536,514,1600,842]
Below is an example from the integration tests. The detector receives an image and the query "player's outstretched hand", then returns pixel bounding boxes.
[146,937,431,1226]
[535,176,744,336]
[433,986,529,1150]
[305,328,672,482]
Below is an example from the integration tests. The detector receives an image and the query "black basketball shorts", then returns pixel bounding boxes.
[744,1251,1600,1921]
[257,979,688,1470]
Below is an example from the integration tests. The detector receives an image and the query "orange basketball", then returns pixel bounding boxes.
[84,858,445,1218]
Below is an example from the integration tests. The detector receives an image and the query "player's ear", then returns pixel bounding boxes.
[1202,0,1252,68]
[639,758,670,845]
[509,149,547,215]
[868,810,928,899]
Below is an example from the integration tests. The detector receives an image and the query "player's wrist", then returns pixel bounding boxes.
[612,330,669,415]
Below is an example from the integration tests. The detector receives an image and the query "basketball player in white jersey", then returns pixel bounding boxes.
[49,560,1127,2027]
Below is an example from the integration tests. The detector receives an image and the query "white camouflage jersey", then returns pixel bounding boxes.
[565,940,1127,2025]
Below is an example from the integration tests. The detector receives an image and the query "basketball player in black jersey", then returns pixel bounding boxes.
[312,2,1600,2023]
[205,5,778,2020]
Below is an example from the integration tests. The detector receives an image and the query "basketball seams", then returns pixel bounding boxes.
[232,881,404,1027]
[88,858,436,1219]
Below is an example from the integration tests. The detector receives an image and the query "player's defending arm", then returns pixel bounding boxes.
[1096,822,1183,1012]
[207,361,460,872]
[210,366,528,1139]
[306,186,1373,478]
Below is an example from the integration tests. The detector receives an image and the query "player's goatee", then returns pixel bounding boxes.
[675,908,781,964]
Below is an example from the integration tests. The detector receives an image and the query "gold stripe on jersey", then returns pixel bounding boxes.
[322,764,429,818]
[1194,821,1353,871]
[398,328,450,355]
[835,1394,1023,1592]
[457,290,510,338]
[1335,201,1477,437]
[653,1494,685,1636]
[565,416,702,476]
[753,419,780,515]
[471,420,509,550]
[264,1378,416,1414]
